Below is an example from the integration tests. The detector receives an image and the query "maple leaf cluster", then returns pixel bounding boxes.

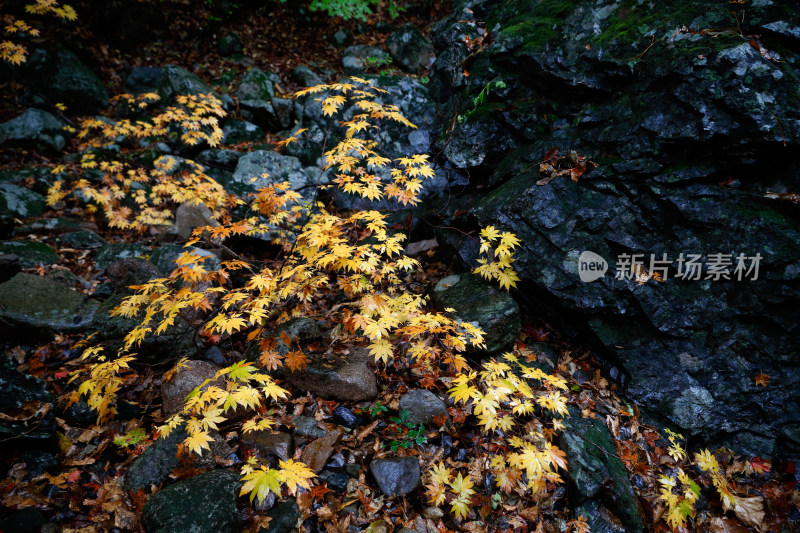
[1,0,76,65]
[474,225,521,290]
[48,92,229,231]
[62,77,508,509]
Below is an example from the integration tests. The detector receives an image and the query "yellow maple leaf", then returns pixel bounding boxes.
[184,430,213,455]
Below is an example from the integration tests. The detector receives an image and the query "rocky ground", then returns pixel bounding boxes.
[1,1,800,532]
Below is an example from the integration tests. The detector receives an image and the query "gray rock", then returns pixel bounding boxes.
[0,254,21,283]
[283,121,328,166]
[0,108,66,153]
[271,97,295,129]
[370,456,421,496]
[94,243,150,271]
[222,119,264,144]
[149,243,220,276]
[124,426,233,492]
[161,360,223,416]
[56,230,106,249]
[197,149,243,171]
[242,431,292,461]
[257,500,299,533]
[203,346,226,365]
[291,416,326,439]
[386,24,435,74]
[431,273,520,355]
[342,45,387,74]
[288,348,377,402]
[172,201,220,241]
[271,317,321,355]
[90,295,202,361]
[19,46,108,113]
[217,32,243,56]
[229,150,316,201]
[0,272,98,339]
[158,65,216,103]
[291,65,323,88]
[105,258,160,294]
[0,240,57,268]
[141,470,242,533]
[560,408,646,533]
[236,68,280,128]
[0,183,46,221]
[124,67,164,95]
[14,216,96,236]
[329,29,353,48]
[399,389,449,427]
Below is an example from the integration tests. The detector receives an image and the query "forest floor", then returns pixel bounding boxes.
[0,2,798,533]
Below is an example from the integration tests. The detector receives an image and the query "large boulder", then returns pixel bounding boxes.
[0,272,98,339]
[18,46,108,113]
[235,68,281,129]
[0,108,67,153]
[158,65,216,103]
[432,0,800,460]
[229,150,317,201]
[124,67,164,95]
[431,273,520,355]
[386,24,435,74]
[560,407,646,533]
[342,45,387,74]
[0,183,46,223]
[141,470,242,533]
[0,240,57,267]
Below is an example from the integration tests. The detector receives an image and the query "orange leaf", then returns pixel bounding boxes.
[285,350,308,373]
[754,374,770,387]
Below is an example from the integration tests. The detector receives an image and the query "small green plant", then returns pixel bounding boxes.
[386,409,428,451]
[113,427,147,448]
[458,77,507,123]
[274,0,404,21]
[370,402,388,417]
[363,53,393,72]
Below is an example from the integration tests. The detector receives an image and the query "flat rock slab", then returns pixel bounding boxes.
[0,272,98,339]
[432,273,521,355]
[287,349,377,402]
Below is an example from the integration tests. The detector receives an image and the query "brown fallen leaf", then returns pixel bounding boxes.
[301,428,344,473]
[708,516,750,533]
[733,496,765,532]
[519,507,539,522]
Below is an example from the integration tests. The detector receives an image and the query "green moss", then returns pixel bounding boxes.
[497,0,577,52]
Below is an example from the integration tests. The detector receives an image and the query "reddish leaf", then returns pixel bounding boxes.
[544,147,560,162]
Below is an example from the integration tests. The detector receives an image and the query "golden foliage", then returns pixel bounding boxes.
[48,92,229,231]
[66,77,533,510]
[1,0,76,65]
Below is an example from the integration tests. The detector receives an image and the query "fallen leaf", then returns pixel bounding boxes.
[733,496,765,532]
[754,374,770,387]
